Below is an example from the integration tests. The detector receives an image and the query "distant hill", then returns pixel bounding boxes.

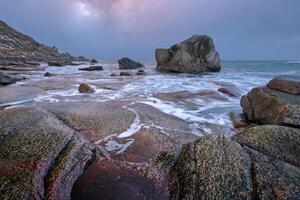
[0,20,88,62]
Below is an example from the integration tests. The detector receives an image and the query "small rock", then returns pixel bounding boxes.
[0,71,17,86]
[44,72,56,77]
[91,59,98,64]
[79,83,95,93]
[218,86,242,97]
[136,70,146,76]
[48,61,64,67]
[118,57,144,70]
[110,73,118,77]
[120,72,134,76]
[79,66,103,71]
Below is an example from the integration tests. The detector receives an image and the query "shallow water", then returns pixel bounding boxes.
[2,60,300,127]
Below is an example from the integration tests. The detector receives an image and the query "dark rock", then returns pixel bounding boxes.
[48,61,64,67]
[0,107,96,200]
[235,125,300,167]
[79,66,103,71]
[120,72,134,76]
[118,57,144,70]
[91,59,98,64]
[241,86,300,127]
[0,71,17,86]
[168,134,252,199]
[78,83,95,93]
[136,70,146,75]
[267,75,300,95]
[110,73,118,77]
[44,72,56,77]
[156,35,221,73]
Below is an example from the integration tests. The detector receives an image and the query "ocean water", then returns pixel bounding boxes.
[3,60,300,128]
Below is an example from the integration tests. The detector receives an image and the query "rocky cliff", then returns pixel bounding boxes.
[0,20,87,62]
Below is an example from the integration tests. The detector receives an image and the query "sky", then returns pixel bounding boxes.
[0,0,299,61]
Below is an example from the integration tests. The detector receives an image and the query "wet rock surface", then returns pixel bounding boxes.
[79,66,103,71]
[156,35,221,73]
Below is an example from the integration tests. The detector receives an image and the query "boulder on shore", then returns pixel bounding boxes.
[120,72,134,76]
[79,66,103,71]
[267,75,300,95]
[136,70,146,76]
[0,71,17,86]
[78,83,95,93]
[241,75,300,127]
[155,35,221,73]
[118,57,144,70]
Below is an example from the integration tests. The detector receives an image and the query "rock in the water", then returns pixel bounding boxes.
[79,66,103,71]
[118,57,144,70]
[267,75,300,95]
[218,86,242,97]
[0,71,17,86]
[241,86,300,127]
[120,72,134,76]
[48,61,64,67]
[78,83,95,93]
[91,59,98,64]
[155,35,221,73]
[136,70,146,76]
[110,73,118,77]
[44,72,56,77]
[168,134,252,199]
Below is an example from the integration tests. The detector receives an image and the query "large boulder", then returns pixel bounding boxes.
[0,72,17,86]
[241,76,300,127]
[118,57,144,70]
[155,35,221,73]
[267,75,300,95]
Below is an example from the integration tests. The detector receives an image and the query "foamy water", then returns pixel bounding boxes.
[2,61,300,128]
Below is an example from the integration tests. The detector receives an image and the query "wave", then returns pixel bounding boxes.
[288,60,300,64]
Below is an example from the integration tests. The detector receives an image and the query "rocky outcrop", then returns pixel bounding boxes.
[78,83,95,93]
[118,57,144,70]
[0,20,87,62]
[136,70,146,76]
[168,134,252,199]
[155,35,221,73]
[0,71,17,86]
[120,72,134,76]
[241,76,300,127]
[79,66,103,71]
[0,107,98,199]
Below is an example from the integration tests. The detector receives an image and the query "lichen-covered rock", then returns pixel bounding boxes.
[118,57,144,70]
[245,147,300,200]
[267,75,300,95]
[169,134,252,199]
[235,125,300,167]
[0,107,96,199]
[241,87,300,126]
[156,35,221,73]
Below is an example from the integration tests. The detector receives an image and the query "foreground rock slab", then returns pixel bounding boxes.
[0,107,97,199]
[156,35,221,73]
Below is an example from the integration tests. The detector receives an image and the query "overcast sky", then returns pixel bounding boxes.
[0,0,299,61]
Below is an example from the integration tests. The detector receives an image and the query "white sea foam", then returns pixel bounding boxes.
[117,105,142,138]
